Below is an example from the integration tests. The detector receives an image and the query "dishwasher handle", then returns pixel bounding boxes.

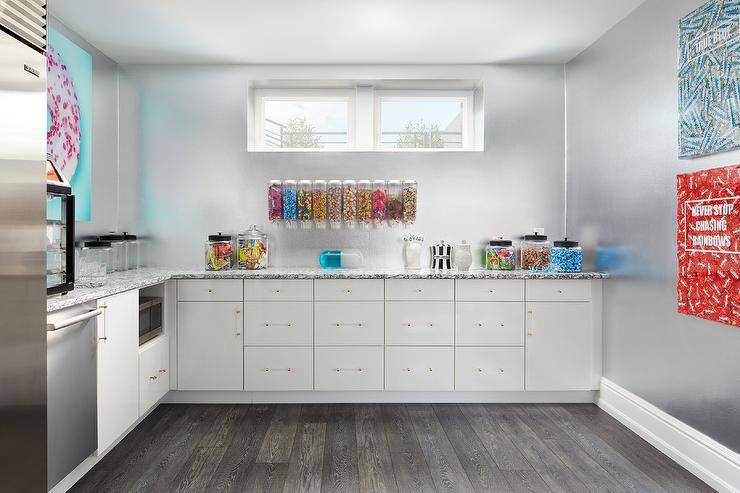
[47,308,104,332]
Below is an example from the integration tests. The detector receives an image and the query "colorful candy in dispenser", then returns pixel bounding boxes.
[282,180,297,225]
[386,180,402,226]
[372,179,387,224]
[205,233,233,271]
[521,231,552,270]
[267,180,283,222]
[402,180,417,224]
[357,180,372,227]
[328,180,342,229]
[297,180,313,229]
[342,180,357,227]
[485,239,516,270]
[551,238,583,272]
[313,180,327,228]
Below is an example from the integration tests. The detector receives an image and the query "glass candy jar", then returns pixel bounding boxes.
[372,179,387,224]
[485,239,515,270]
[386,180,402,226]
[79,240,112,285]
[521,232,551,270]
[357,180,372,227]
[551,238,583,272]
[205,233,233,271]
[342,180,357,228]
[313,180,328,228]
[267,180,283,222]
[402,180,417,224]
[238,225,268,270]
[297,180,313,229]
[282,180,297,227]
[99,233,127,272]
[328,180,342,229]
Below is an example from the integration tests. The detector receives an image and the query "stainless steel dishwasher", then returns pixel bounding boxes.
[46,302,101,490]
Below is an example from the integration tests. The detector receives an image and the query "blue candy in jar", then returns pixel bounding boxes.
[282,180,297,221]
[551,238,583,272]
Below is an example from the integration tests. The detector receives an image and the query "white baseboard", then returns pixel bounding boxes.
[164,389,597,404]
[598,377,740,493]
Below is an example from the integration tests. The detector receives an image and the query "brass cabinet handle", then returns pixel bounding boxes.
[264,322,293,327]
[274,289,281,293]
[263,367,293,372]
[416,288,423,293]
[98,336,108,341]
[344,289,352,293]
[208,288,213,293]
[427,368,433,372]
[159,369,167,373]
[335,367,364,372]
[475,368,483,373]
[403,367,412,372]
[149,375,157,380]
[498,368,505,373]
[477,322,484,327]
[335,322,363,327]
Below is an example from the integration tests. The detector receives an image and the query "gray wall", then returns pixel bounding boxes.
[566,0,740,451]
[126,64,566,268]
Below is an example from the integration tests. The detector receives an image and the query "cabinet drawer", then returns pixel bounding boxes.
[455,347,524,391]
[178,279,243,302]
[385,347,453,391]
[244,279,313,301]
[455,302,524,346]
[455,279,524,301]
[315,302,384,345]
[526,280,591,302]
[139,335,169,415]
[244,302,312,346]
[385,301,454,345]
[385,279,454,301]
[244,347,313,391]
[314,347,383,391]
[314,279,384,301]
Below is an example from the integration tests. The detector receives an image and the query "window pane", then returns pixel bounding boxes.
[263,100,348,149]
[380,100,464,149]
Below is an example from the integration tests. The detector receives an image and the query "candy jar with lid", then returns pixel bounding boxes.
[313,180,327,229]
[297,180,313,229]
[205,233,233,271]
[238,225,269,270]
[99,233,127,272]
[372,179,387,225]
[267,180,283,223]
[521,230,551,270]
[282,180,297,228]
[551,238,583,272]
[342,180,357,228]
[357,180,372,228]
[328,180,342,229]
[454,240,472,271]
[403,233,424,270]
[386,180,402,226]
[122,232,139,270]
[485,238,515,270]
[79,240,112,286]
[402,180,417,225]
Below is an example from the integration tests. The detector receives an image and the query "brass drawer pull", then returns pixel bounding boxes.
[263,367,294,372]
[159,368,167,373]
[334,367,364,372]
[264,322,293,327]
[335,322,363,327]
[149,375,158,380]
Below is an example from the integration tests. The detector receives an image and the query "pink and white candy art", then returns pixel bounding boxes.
[46,45,81,180]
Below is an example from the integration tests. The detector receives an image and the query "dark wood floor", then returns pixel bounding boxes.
[71,403,713,493]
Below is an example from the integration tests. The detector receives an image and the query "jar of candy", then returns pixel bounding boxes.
[402,180,417,225]
[238,225,268,270]
[268,180,283,222]
[485,239,516,270]
[328,179,342,229]
[99,233,127,272]
[313,180,327,229]
[357,180,372,227]
[282,180,297,227]
[521,232,551,270]
[387,180,402,226]
[342,180,357,228]
[372,179,387,224]
[297,180,313,229]
[205,233,233,271]
[551,238,583,272]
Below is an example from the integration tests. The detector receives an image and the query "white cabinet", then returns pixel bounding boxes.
[455,279,525,302]
[177,279,243,302]
[139,335,169,415]
[314,302,384,346]
[385,279,454,301]
[314,279,384,301]
[455,347,524,391]
[244,347,313,391]
[314,346,384,391]
[385,301,454,345]
[526,280,591,302]
[385,347,454,391]
[243,301,312,346]
[178,301,243,390]
[455,302,524,346]
[525,302,593,390]
[244,279,312,301]
[97,290,139,454]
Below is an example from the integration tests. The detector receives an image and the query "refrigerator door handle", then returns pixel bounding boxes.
[47,308,104,332]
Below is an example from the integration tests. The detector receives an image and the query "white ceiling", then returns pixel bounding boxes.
[51,0,645,65]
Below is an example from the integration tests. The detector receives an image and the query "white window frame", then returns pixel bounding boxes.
[374,90,475,152]
[253,88,356,151]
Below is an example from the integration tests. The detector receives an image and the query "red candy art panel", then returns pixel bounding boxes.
[677,164,739,327]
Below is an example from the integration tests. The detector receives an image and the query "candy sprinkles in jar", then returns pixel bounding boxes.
[205,233,233,271]
[357,180,372,227]
[521,231,551,270]
[551,238,583,272]
[267,180,283,222]
[372,180,387,224]
[486,238,516,270]
[282,180,297,227]
[402,180,417,225]
[297,180,313,229]
[328,180,342,229]
[313,180,328,229]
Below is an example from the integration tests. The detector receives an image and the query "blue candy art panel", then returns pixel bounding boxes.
[678,0,740,158]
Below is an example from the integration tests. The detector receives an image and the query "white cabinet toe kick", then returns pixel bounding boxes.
[171,278,602,403]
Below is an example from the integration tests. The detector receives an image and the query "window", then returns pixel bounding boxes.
[250,83,482,152]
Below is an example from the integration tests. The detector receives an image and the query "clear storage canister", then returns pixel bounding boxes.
[485,239,516,270]
[402,180,417,224]
[387,180,402,226]
[312,180,327,228]
[328,179,342,229]
[99,233,127,272]
[205,233,233,271]
[521,232,552,270]
[357,180,372,227]
[372,179,387,224]
[79,240,112,286]
[122,232,139,270]
[238,225,268,270]
[551,238,583,272]
[342,180,357,227]
[268,180,283,222]
[282,180,297,226]
[297,180,313,229]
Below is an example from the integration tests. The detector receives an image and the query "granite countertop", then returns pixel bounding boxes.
[48,267,608,312]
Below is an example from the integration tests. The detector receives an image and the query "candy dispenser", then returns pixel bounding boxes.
[551,238,583,272]
[205,233,233,271]
[312,180,327,229]
[402,180,417,225]
[521,231,551,270]
[282,180,297,228]
[342,180,357,228]
[386,180,402,226]
[357,180,372,227]
[297,180,313,229]
[372,179,387,225]
[267,180,283,223]
[328,179,342,229]
[485,239,516,270]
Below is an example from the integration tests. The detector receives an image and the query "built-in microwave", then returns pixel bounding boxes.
[139,297,162,345]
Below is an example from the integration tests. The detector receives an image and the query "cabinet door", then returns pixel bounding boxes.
[139,335,170,416]
[178,302,243,390]
[97,290,139,453]
[525,302,592,391]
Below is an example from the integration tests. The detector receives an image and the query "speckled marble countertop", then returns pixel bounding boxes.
[48,267,608,312]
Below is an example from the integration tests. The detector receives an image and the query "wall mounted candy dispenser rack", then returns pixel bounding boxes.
[267,179,418,228]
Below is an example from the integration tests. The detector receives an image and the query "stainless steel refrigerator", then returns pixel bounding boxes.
[0,3,49,491]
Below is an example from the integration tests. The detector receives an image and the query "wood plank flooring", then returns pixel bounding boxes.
[70,404,714,493]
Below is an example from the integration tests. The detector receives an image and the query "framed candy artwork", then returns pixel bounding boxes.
[677,164,739,327]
